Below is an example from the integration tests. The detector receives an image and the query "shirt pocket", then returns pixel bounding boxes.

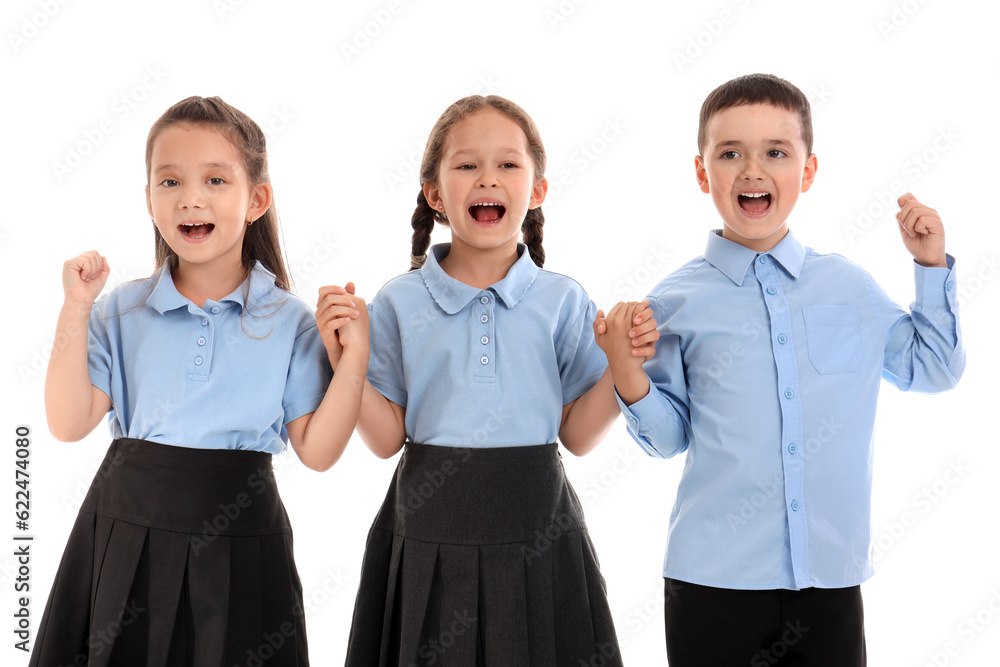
[801,305,863,374]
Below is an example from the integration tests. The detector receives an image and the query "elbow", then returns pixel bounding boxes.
[47,420,86,443]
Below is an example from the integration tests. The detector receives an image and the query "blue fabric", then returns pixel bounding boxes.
[367,243,606,447]
[87,261,331,454]
[619,230,965,590]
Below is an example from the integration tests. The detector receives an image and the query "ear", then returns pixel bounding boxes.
[145,184,153,218]
[529,176,548,209]
[800,154,818,193]
[694,155,710,194]
[248,182,273,222]
[423,181,442,211]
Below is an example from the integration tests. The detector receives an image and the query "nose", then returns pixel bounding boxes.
[475,166,498,188]
[740,156,765,180]
[178,183,206,208]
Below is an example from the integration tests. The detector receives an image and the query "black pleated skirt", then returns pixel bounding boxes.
[345,443,622,667]
[29,438,308,667]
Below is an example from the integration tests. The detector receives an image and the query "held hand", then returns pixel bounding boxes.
[896,193,947,268]
[316,282,361,367]
[594,300,658,367]
[337,284,369,357]
[62,251,110,306]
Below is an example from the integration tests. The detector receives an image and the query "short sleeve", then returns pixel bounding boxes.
[281,320,333,425]
[87,299,114,401]
[367,299,408,407]
[556,291,607,405]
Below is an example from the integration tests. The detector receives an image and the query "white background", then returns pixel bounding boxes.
[2,0,998,664]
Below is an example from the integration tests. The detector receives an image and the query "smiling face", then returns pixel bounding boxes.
[695,103,817,252]
[423,107,547,262]
[146,123,269,278]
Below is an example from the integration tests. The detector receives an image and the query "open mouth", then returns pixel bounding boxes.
[738,192,772,216]
[179,222,215,240]
[468,202,506,224]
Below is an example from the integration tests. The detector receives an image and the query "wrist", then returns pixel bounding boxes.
[613,371,650,406]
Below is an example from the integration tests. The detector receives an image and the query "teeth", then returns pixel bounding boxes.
[472,202,501,207]
[741,192,769,198]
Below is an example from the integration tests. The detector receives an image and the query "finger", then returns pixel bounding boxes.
[320,316,355,334]
[896,192,917,209]
[632,300,651,324]
[345,281,356,296]
[318,293,357,310]
[318,305,360,323]
[632,329,661,347]
[317,285,348,305]
[631,344,657,359]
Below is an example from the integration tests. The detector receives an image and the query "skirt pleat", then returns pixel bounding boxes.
[345,443,623,667]
[29,439,308,667]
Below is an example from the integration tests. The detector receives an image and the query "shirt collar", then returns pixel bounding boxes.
[146,260,279,314]
[704,229,806,285]
[421,243,539,314]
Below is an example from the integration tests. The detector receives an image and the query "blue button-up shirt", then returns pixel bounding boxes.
[88,261,331,453]
[619,230,964,590]
[368,243,606,447]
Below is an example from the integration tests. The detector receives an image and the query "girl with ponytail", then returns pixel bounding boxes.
[342,95,658,665]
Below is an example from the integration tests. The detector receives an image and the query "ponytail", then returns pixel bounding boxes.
[521,207,545,267]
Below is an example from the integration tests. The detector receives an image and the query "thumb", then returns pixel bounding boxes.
[345,281,356,295]
[897,192,917,209]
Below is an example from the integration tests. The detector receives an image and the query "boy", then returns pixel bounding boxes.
[595,74,964,665]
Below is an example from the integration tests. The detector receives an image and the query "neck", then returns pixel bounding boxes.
[438,239,520,289]
[171,258,247,308]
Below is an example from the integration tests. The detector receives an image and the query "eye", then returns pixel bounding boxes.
[159,179,179,187]
[208,177,226,185]
[457,164,476,170]
[767,149,787,158]
[500,162,518,169]
[721,150,740,160]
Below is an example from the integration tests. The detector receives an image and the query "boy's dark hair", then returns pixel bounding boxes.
[697,74,813,156]
[410,95,547,270]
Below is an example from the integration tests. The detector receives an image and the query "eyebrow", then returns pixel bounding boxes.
[449,147,526,158]
[153,162,238,174]
[716,139,795,147]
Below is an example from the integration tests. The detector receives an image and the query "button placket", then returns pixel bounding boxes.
[754,257,808,584]
[473,292,496,382]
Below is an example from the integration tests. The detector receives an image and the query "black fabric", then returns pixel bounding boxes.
[345,442,623,667]
[663,578,866,666]
[29,438,308,667]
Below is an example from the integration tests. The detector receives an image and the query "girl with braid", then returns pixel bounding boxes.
[340,95,658,665]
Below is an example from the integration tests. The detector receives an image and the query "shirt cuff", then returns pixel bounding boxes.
[615,384,675,458]
[914,254,957,308]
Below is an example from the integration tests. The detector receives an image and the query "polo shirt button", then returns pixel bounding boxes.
[197,337,206,346]
[201,318,208,326]
[480,314,489,324]
[481,336,489,345]
[766,286,777,296]
[480,295,490,304]
[791,500,800,512]
[480,356,489,365]
[946,281,954,291]
[211,306,221,314]
[784,388,794,399]
[759,255,769,264]
[788,443,798,454]
[195,356,204,366]
[777,334,788,344]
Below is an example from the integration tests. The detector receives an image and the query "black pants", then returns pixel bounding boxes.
[663,578,866,666]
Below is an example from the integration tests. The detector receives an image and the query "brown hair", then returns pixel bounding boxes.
[145,96,291,291]
[697,74,813,156]
[410,95,547,270]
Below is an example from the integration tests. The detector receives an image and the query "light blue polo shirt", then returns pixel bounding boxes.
[368,243,606,447]
[87,261,332,453]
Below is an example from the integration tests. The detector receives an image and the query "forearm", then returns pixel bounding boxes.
[559,370,620,456]
[296,350,367,471]
[45,302,104,441]
[356,380,406,459]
